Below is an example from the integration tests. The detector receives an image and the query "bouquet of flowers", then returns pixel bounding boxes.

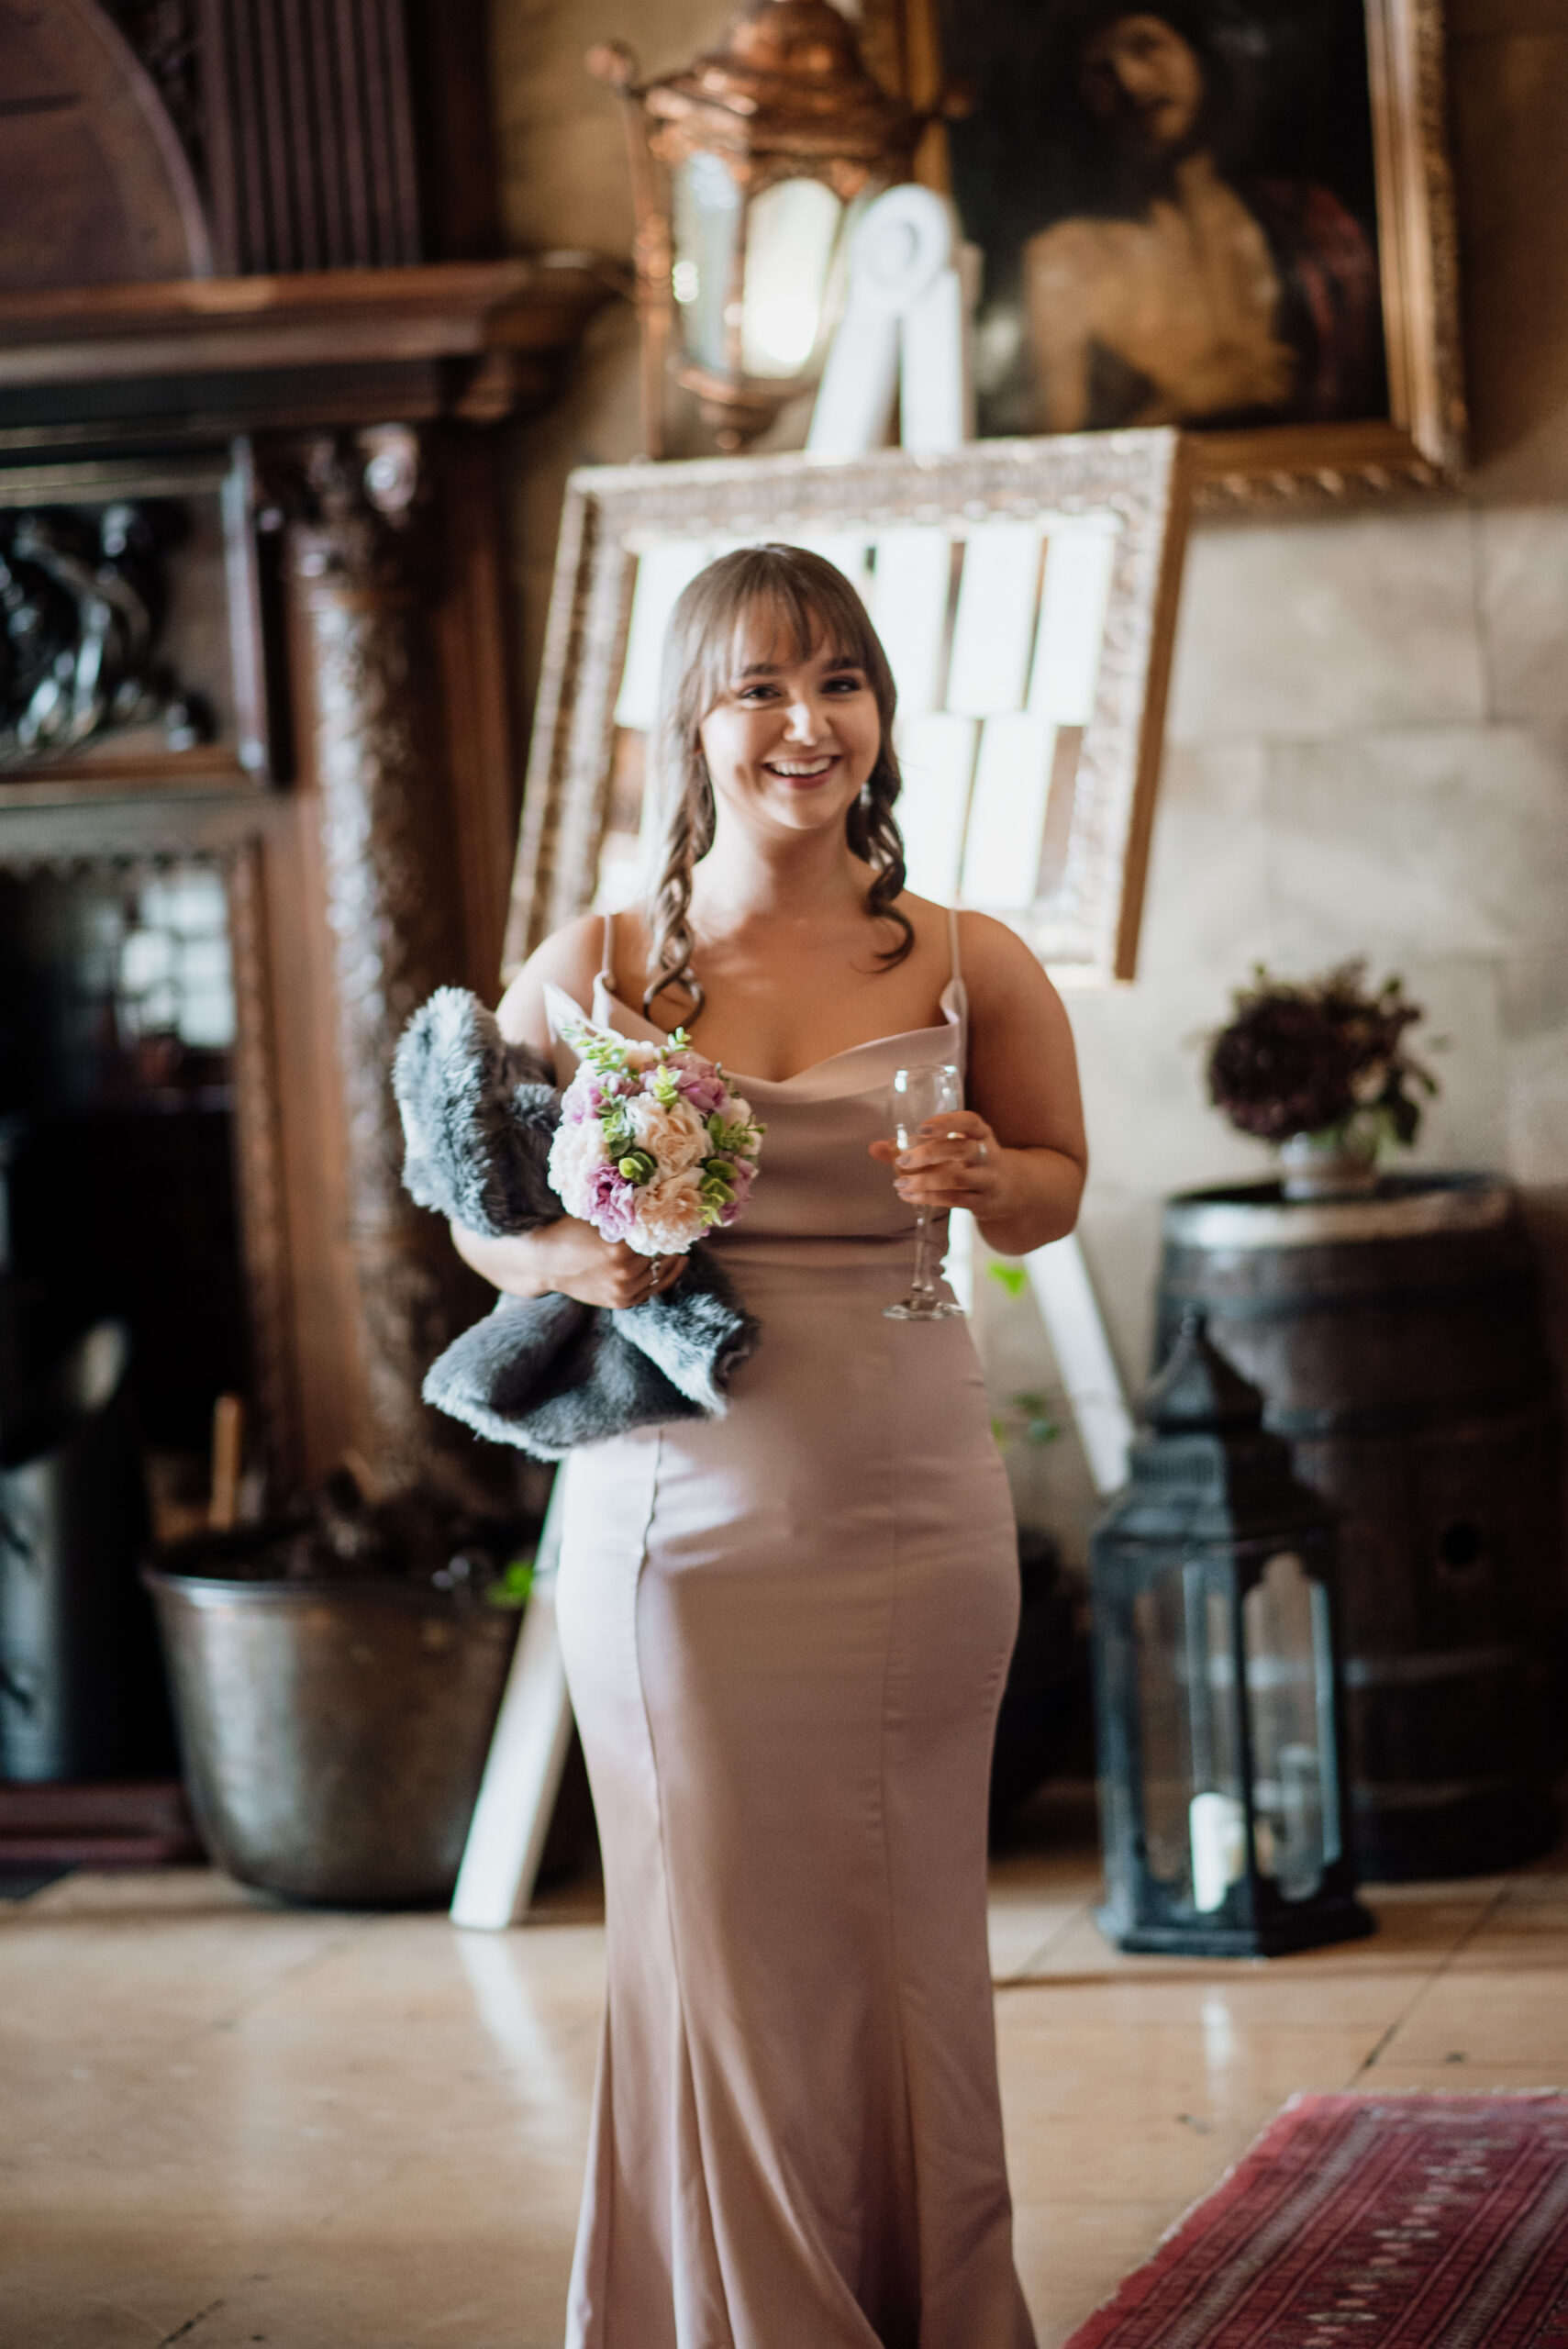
[1206,960,1437,1152]
[548,1014,764,1258]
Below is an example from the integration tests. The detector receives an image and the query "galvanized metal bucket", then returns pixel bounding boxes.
[1,1319,173,1782]
[144,1567,519,1907]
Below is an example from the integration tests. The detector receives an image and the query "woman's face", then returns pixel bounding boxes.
[1078,14,1205,155]
[697,606,882,845]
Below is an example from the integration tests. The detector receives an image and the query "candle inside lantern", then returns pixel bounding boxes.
[1189,1788,1247,1912]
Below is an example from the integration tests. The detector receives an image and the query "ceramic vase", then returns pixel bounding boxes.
[1278,1130,1380,1202]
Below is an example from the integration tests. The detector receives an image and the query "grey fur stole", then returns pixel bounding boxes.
[394,986,759,1459]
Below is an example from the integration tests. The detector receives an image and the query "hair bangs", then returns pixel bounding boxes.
[679,548,882,711]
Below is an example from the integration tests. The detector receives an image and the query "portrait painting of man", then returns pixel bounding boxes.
[940,0,1389,439]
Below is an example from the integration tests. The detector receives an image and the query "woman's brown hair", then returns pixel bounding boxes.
[641,542,913,1020]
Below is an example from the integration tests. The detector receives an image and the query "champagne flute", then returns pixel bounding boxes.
[885,1063,964,1321]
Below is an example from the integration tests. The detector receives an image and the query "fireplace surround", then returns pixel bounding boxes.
[0,1,610,1519]
[0,0,610,1858]
[0,275,605,1508]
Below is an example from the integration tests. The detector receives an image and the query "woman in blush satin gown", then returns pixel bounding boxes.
[452,545,1087,2349]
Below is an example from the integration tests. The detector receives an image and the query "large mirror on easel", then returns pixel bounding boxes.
[503,428,1193,993]
[465,428,1195,1930]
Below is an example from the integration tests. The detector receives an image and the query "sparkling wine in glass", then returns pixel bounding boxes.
[885,1063,964,1322]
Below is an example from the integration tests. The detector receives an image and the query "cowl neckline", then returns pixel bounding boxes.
[587,977,966,1095]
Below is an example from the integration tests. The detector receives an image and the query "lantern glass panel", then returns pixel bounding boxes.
[740,177,849,380]
[673,150,743,376]
[1134,1561,1247,1913]
[1243,1550,1341,1902]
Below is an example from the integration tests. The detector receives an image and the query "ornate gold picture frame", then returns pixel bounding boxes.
[503,429,1193,991]
[862,0,1463,507]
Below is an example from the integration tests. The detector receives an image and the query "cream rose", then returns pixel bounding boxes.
[625,1165,708,1256]
[625,1094,708,1174]
[547,1115,611,1219]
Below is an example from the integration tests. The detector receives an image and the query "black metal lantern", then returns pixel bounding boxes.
[1090,1308,1373,1956]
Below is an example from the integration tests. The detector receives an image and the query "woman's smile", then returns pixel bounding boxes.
[762,751,840,785]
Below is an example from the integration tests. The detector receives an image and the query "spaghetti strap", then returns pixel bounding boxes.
[599,909,617,991]
[947,903,962,990]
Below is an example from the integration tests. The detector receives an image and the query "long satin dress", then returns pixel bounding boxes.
[550,914,1036,2349]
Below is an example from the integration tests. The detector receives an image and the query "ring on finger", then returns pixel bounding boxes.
[976,1140,990,1163]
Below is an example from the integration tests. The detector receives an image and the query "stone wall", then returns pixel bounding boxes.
[491,0,1568,1558]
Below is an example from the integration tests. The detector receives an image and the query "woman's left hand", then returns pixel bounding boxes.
[869,1111,1009,1218]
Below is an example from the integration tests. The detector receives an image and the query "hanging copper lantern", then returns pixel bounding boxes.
[589,2,921,455]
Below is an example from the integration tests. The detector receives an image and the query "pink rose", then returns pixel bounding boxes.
[584,1163,638,1241]
[675,1068,727,1117]
[717,1154,758,1225]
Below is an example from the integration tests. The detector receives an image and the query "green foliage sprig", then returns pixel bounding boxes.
[983,1264,1063,1450]
[991,1391,1062,1451]
[487,1555,536,1610]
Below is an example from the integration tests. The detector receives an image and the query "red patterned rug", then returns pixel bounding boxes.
[1063,2093,1568,2348]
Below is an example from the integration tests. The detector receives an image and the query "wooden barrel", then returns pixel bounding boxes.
[1157,1175,1563,1881]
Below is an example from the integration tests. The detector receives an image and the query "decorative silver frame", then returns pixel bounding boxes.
[504,429,1193,989]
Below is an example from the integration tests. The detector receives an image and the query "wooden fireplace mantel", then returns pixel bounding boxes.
[0,258,619,444]
[0,255,622,1499]
[0,259,615,379]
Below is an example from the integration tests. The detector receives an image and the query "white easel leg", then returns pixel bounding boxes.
[450,1477,573,1932]
[1024,1231,1135,1498]
[944,1205,976,1315]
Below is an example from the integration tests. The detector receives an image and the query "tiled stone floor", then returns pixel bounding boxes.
[4,1788,1565,2349]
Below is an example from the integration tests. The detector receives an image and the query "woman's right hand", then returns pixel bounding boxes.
[450,1217,684,1310]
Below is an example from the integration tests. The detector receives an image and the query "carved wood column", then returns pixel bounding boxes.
[277,428,494,1502]
[225,837,303,1496]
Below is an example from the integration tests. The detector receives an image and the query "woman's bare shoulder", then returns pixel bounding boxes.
[955,910,1086,1157]
[495,913,606,1046]
[891,890,962,962]
[896,897,1057,1001]
[954,907,1057,992]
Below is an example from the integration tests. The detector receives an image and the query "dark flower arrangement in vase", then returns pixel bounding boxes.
[1206,962,1440,1199]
